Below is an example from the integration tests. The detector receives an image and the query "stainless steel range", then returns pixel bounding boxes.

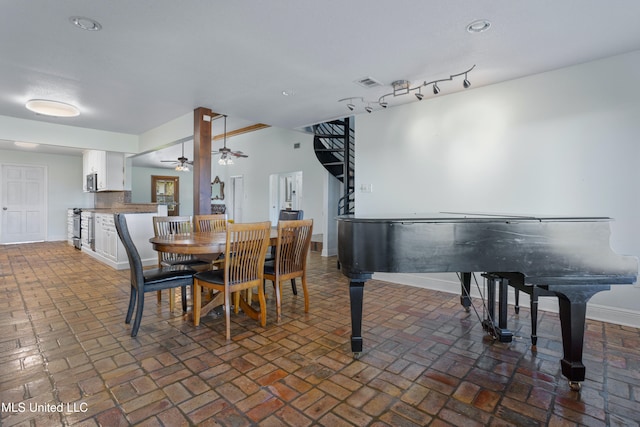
[72,208,82,249]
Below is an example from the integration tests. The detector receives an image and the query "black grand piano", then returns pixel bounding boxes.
[337,213,638,390]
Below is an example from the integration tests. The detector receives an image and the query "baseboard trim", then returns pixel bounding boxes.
[373,272,640,329]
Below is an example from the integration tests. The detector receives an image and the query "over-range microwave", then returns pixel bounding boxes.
[86,173,97,192]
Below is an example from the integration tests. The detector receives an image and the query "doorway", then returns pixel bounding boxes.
[1,164,47,243]
[227,175,244,222]
[269,171,302,224]
[151,175,180,216]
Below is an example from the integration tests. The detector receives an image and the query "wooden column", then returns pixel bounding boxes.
[193,107,216,215]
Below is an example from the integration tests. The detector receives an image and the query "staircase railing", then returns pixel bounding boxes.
[313,118,355,214]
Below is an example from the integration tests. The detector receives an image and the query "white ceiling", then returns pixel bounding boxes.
[2,1,640,168]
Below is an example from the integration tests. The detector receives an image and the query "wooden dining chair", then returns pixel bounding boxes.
[194,214,229,270]
[266,209,305,295]
[152,216,208,310]
[192,221,272,340]
[114,214,195,337]
[194,214,228,232]
[264,219,313,322]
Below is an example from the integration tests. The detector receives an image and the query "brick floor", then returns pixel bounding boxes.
[0,241,639,426]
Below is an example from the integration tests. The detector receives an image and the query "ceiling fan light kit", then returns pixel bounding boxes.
[212,115,248,166]
[161,142,193,172]
[339,64,476,113]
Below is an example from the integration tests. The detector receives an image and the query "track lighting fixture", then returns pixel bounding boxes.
[338,65,475,113]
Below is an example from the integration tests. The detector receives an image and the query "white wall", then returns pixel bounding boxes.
[0,149,93,241]
[211,126,327,235]
[354,50,640,326]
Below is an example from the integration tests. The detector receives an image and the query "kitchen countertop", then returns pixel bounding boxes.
[80,204,162,214]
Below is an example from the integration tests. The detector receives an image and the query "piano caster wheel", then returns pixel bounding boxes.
[464,307,470,313]
[353,352,361,360]
[568,381,581,392]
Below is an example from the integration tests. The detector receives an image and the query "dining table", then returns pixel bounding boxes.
[149,229,278,320]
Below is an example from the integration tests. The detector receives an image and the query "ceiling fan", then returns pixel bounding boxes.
[212,115,248,165]
[161,142,192,171]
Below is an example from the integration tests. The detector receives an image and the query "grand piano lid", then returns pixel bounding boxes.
[337,212,612,223]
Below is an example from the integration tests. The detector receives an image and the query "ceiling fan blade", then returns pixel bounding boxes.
[160,160,177,163]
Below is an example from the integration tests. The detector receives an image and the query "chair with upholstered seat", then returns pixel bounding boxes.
[114,213,195,337]
[264,219,313,322]
[267,209,304,295]
[194,214,229,269]
[194,214,228,232]
[278,209,303,221]
[152,216,209,310]
[192,221,272,340]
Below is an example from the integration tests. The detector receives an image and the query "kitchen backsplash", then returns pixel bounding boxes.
[94,191,132,208]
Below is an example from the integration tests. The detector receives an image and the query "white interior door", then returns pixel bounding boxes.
[228,175,244,222]
[1,164,47,243]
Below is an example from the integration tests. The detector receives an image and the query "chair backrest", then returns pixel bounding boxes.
[224,221,272,285]
[278,209,303,221]
[194,214,228,232]
[153,216,193,235]
[114,213,144,287]
[152,216,195,264]
[274,219,313,276]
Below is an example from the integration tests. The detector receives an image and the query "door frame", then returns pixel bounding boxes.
[151,175,180,216]
[269,171,302,224]
[227,175,244,222]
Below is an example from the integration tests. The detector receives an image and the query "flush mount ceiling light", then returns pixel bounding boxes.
[467,19,491,33]
[338,65,476,113]
[69,16,102,31]
[14,141,39,149]
[25,99,80,117]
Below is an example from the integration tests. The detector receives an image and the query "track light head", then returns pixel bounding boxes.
[463,74,471,88]
[415,92,424,101]
[432,82,440,95]
[380,101,388,108]
[347,103,355,111]
[365,106,373,113]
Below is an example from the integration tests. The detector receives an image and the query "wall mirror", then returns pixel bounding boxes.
[211,176,224,200]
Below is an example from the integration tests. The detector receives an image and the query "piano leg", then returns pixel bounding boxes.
[349,279,366,356]
[459,272,472,312]
[551,284,610,391]
[482,274,513,342]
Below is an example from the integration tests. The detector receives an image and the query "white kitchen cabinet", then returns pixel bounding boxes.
[83,150,125,192]
[94,213,121,263]
[84,212,159,270]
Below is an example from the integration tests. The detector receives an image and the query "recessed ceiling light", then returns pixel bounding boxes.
[25,99,80,117]
[282,89,295,96]
[69,16,102,31]
[467,19,491,33]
